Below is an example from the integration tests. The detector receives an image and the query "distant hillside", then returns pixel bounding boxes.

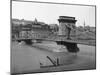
[75,29,95,40]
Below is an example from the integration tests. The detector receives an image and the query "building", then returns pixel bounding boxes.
[12,18,52,39]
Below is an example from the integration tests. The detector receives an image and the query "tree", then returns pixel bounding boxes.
[49,24,59,32]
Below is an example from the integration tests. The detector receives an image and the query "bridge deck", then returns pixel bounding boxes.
[46,39,95,46]
[13,37,95,46]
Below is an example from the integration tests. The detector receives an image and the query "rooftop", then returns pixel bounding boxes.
[59,16,75,20]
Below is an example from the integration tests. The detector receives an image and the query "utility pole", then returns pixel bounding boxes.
[84,20,86,31]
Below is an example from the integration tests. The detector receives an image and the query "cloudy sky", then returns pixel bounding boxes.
[12,1,95,27]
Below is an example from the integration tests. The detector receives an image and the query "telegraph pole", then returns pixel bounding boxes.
[84,20,86,31]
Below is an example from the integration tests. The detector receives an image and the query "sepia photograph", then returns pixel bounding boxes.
[11,0,96,75]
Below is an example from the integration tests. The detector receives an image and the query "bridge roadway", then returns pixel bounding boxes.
[14,37,95,46]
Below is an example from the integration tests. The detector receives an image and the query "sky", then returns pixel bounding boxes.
[12,1,96,27]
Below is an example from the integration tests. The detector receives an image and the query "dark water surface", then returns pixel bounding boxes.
[11,41,96,74]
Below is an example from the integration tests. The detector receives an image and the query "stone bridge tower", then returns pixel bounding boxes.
[58,16,77,39]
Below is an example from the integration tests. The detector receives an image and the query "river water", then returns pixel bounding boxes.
[11,41,96,74]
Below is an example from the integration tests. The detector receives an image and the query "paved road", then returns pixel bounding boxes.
[11,41,96,74]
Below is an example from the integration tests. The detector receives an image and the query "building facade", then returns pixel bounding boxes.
[12,18,52,40]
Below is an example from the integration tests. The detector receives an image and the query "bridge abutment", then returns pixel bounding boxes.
[56,41,79,53]
[24,39,33,45]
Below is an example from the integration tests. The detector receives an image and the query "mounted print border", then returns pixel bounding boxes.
[11,0,96,75]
